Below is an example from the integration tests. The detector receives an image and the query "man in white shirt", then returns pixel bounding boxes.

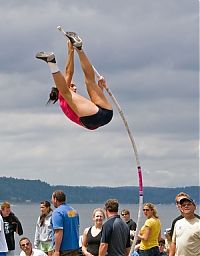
[0,215,8,256]
[19,237,46,256]
[169,197,200,256]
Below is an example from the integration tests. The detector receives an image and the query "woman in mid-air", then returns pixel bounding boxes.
[36,32,113,130]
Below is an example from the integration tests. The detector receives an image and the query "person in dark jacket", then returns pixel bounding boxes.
[1,201,23,256]
[121,209,137,241]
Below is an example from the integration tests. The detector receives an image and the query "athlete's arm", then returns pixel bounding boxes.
[64,42,74,87]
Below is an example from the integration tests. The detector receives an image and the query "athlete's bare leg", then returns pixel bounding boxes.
[75,48,112,110]
[36,50,98,117]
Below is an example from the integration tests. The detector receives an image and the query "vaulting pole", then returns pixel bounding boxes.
[92,66,143,255]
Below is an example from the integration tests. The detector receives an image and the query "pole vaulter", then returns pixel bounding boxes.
[57,26,143,255]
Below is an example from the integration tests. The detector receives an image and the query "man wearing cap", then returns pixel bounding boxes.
[169,197,200,256]
[169,192,200,239]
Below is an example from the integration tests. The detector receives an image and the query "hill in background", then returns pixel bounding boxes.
[0,177,199,204]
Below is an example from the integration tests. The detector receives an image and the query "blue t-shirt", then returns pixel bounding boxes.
[52,204,79,251]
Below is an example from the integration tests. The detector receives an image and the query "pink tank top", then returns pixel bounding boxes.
[58,94,84,127]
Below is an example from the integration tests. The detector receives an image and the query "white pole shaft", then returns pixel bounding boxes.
[57,26,67,38]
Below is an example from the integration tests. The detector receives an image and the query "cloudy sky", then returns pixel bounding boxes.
[0,0,198,188]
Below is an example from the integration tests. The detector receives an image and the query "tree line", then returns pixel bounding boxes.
[0,177,199,204]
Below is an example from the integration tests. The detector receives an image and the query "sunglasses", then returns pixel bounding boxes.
[20,242,30,247]
[181,202,193,207]
[121,213,128,216]
[143,209,150,212]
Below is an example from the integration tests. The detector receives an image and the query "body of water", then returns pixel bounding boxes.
[11,203,183,255]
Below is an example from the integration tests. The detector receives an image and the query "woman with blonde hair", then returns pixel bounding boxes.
[138,203,161,256]
[82,208,105,256]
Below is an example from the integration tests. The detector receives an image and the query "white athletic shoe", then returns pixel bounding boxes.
[65,32,82,50]
[36,52,56,63]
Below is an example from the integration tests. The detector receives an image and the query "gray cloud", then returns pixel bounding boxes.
[0,0,198,187]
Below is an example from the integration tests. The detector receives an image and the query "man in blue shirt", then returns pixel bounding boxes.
[51,191,79,256]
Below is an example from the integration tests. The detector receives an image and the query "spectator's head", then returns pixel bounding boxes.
[39,201,52,226]
[159,238,165,253]
[179,197,196,218]
[175,192,190,212]
[121,209,131,222]
[1,201,11,217]
[104,199,119,217]
[143,203,159,218]
[40,201,52,215]
[92,208,105,226]
[51,190,66,208]
[19,237,32,256]
[92,208,105,219]
[179,197,195,206]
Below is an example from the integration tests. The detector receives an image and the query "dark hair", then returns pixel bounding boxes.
[39,201,52,227]
[105,199,119,212]
[46,87,59,104]
[52,190,66,203]
[159,238,165,245]
[121,208,130,215]
[19,237,31,246]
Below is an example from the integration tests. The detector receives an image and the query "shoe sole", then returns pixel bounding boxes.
[65,32,82,49]
[36,52,55,62]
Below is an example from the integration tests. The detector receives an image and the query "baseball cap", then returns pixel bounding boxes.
[179,197,195,205]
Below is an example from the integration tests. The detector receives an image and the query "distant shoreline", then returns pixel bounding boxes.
[0,177,199,204]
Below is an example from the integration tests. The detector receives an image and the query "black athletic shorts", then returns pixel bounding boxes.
[80,105,113,130]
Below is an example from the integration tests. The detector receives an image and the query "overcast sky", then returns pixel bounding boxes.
[0,0,198,188]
